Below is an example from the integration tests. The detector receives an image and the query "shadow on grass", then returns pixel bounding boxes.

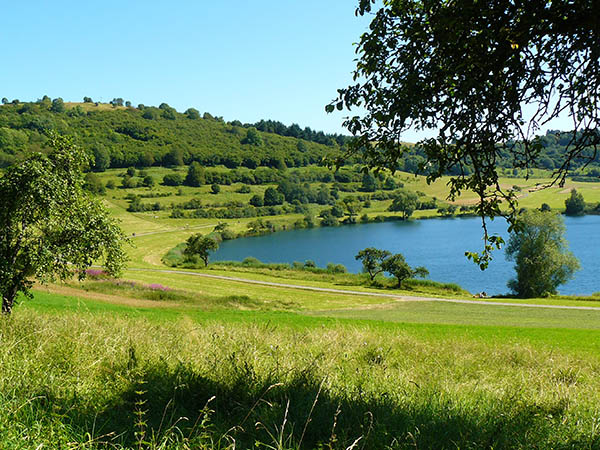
[34,360,593,449]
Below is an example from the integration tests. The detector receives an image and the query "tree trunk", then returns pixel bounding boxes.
[2,294,14,315]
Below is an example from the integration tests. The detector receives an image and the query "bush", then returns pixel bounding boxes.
[163,173,183,186]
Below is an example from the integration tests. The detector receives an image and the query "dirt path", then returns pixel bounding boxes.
[125,268,600,311]
[35,284,183,309]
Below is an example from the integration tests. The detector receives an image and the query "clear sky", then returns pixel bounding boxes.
[1,1,379,137]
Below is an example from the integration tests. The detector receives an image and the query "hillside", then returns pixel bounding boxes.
[0,98,345,170]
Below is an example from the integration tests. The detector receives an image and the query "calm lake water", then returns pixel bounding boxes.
[213,215,600,296]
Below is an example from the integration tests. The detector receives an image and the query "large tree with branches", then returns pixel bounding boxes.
[330,0,599,267]
[0,134,127,314]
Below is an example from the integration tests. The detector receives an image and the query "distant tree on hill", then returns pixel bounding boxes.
[564,189,585,216]
[264,187,284,206]
[83,172,106,195]
[142,108,159,120]
[183,234,218,267]
[361,172,378,192]
[163,148,185,166]
[162,173,183,186]
[1,98,8,105]
[110,98,124,107]
[125,101,132,107]
[388,189,419,219]
[249,194,263,207]
[83,96,93,103]
[138,152,155,168]
[185,108,200,119]
[243,127,263,146]
[342,196,362,222]
[142,175,155,187]
[92,145,111,172]
[161,106,177,120]
[184,162,205,187]
[50,98,65,113]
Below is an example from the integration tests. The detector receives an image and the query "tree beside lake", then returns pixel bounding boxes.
[506,210,579,298]
[564,189,585,216]
[183,234,219,267]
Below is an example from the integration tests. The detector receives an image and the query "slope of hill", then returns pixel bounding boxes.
[0,99,344,170]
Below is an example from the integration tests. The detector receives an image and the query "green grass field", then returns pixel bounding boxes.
[3,286,599,449]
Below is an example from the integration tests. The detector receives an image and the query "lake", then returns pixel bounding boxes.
[213,215,600,296]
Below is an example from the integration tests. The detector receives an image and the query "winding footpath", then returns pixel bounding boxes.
[126,267,600,311]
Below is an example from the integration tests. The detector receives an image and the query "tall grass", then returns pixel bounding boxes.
[1,308,599,448]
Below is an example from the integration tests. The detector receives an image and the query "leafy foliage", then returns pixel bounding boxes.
[355,248,391,280]
[506,210,579,297]
[183,234,219,267]
[0,101,342,172]
[564,189,585,216]
[0,134,127,313]
[388,189,419,219]
[332,0,600,266]
[381,253,429,288]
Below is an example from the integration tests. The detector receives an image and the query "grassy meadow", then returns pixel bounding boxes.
[4,163,600,448]
[3,284,600,449]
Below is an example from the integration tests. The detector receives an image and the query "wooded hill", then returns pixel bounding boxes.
[0,98,346,170]
[1,97,598,180]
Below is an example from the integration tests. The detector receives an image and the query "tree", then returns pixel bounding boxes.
[0,134,127,314]
[142,175,155,187]
[162,173,183,186]
[342,196,362,222]
[92,145,111,172]
[355,247,391,281]
[330,0,600,267]
[211,183,220,194]
[83,96,93,103]
[185,108,200,119]
[263,187,284,206]
[505,210,579,297]
[249,194,264,207]
[83,172,106,195]
[564,189,585,216]
[1,98,8,105]
[361,172,378,192]
[243,127,263,146]
[163,147,185,167]
[183,234,218,267]
[184,162,205,187]
[388,189,419,219]
[381,253,429,288]
[50,98,65,113]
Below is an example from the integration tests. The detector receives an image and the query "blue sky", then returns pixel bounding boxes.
[1,1,573,140]
[1,1,377,136]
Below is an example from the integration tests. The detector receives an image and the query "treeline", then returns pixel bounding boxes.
[372,130,600,177]
[0,97,345,170]
[241,119,349,147]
